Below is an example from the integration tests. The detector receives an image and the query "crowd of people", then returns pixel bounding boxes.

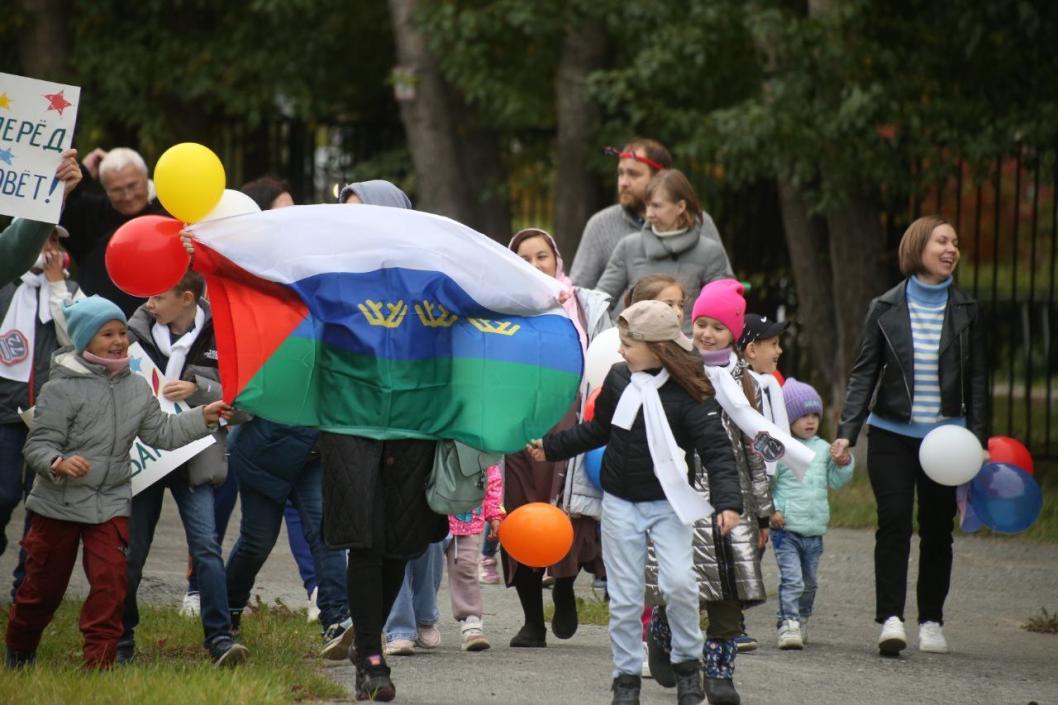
[0,138,987,705]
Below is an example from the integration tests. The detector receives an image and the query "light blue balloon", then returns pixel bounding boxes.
[584,446,605,491]
[968,463,1043,534]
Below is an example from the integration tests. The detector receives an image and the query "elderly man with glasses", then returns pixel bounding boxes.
[59,147,168,316]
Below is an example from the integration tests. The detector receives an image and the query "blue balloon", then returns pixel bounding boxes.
[584,446,605,491]
[968,463,1043,534]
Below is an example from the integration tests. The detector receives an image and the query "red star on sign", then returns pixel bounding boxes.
[43,89,73,116]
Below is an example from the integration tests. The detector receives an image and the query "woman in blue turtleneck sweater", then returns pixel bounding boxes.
[832,216,988,658]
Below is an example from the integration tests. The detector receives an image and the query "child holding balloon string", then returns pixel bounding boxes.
[528,299,743,705]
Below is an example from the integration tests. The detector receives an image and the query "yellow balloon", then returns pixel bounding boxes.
[154,143,226,223]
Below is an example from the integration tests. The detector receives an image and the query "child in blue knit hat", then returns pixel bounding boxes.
[5,295,234,670]
[769,377,854,651]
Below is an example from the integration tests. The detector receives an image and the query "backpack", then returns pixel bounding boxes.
[425,440,502,516]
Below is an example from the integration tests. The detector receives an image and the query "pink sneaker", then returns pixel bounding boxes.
[479,558,500,585]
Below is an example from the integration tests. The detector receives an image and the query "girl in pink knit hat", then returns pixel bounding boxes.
[644,278,770,705]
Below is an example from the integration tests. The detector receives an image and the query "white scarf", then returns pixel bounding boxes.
[151,305,206,381]
[747,368,792,477]
[703,352,813,481]
[611,369,714,525]
[0,272,53,383]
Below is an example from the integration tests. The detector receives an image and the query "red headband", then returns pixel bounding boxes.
[604,146,665,172]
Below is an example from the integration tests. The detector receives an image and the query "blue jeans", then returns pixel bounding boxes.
[601,493,702,677]
[284,500,318,596]
[225,460,348,628]
[122,475,232,647]
[0,423,31,560]
[480,523,498,558]
[384,541,443,641]
[187,464,239,594]
[771,529,823,625]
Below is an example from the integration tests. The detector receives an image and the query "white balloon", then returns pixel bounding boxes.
[918,425,983,486]
[199,189,262,222]
[583,327,622,391]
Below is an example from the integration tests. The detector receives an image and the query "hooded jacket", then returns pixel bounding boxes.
[320,179,449,556]
[772,435,854,537]
[127,301,229,486]
[23,349,212,524]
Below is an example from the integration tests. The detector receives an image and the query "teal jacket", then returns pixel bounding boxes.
[772,435,854,537]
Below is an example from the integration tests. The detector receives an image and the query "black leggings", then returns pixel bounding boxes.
[347,550,408,658]
[867,426,957,625]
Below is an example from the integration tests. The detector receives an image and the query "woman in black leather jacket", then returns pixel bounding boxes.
[831,216,987,658]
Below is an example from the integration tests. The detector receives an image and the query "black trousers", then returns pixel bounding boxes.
[346,549,408,659]
[867,426,957,625]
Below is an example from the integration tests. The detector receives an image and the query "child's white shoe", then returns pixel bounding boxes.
[918,621,949,653]
[776,619,804,650]
[460,616,490,652]
[878,616,907,656]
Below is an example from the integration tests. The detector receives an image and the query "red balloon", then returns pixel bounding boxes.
[987,436,1034,474]
[584,387,603,421]
[773,369,786,386]
[105,216,190,297]
[498,502,574,568]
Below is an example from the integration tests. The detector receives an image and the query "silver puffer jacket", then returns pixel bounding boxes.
[646,361,773,606]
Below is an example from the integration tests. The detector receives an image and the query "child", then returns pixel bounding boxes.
[446,464,505,651]
[727,312,790,653]
[770,378,854,649]
[118,270,250,666]
[5,296,230,669]
[736,314,791,454]
[529,300,742,705]
[0,226,82,563]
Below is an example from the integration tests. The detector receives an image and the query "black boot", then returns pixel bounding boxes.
[509,622,547,648]
[610,674,641,705]
[703,639,740,705]
[510,566,547,647]
[673,659,705,705]
[4,648,35,670]
[354,651,396,702]
[551,576,578,639]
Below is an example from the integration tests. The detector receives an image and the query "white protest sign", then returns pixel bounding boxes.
[0,72,80,223]
[128,342,215,495]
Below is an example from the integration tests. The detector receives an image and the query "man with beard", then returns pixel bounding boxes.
[569,138,675,289]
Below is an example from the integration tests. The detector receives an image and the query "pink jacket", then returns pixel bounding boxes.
[448,464,505,536]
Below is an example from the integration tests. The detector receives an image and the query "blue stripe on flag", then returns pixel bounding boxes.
[286,269,584,376]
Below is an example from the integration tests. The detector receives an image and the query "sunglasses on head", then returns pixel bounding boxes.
[603,146,664,172]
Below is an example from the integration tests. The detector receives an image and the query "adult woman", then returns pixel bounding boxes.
[597,169,732,328]
[319,180,447,702]
[832,216,987,657]
[504,228,612,648]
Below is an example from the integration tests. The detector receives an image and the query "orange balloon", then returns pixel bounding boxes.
[498,502,574,568]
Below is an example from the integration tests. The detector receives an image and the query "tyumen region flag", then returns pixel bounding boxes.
[188,204,583,453]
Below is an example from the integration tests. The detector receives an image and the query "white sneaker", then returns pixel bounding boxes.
[777,619,804,650]
[800,617,809,645]
[641,640,653,679]
[306,587,320,624]
[878,616,907,655]
[460,616,490,652]
[179,591,201,618]
[918,621,949,653]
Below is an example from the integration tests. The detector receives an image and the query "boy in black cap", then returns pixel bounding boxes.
[729,313,790,653]
[738,314,792,462]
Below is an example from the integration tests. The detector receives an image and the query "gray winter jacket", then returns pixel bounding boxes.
[647,362,774,606]
[23,349,212,524]
[559,286,613,520]
[597,218,733,329]
[127,303,230,486]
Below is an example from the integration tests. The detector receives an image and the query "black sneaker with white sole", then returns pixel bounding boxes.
[320,621,355,661]
[209,637,249,668]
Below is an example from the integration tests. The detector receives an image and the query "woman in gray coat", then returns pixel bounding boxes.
[597,169,733,329]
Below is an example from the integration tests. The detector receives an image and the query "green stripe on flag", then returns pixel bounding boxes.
[234,333,580,453]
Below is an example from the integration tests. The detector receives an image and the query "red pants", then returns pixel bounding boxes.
[5,513,129,668]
